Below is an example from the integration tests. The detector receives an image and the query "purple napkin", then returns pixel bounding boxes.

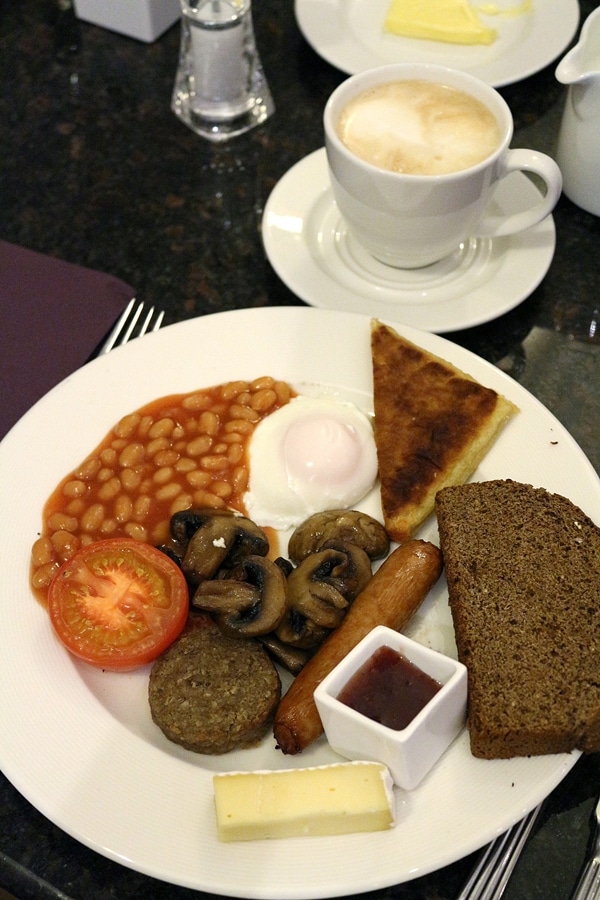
[0,241,134,439]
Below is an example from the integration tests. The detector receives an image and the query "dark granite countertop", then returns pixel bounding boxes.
[1,1,600,898]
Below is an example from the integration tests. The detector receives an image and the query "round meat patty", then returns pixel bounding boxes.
[149,624,281,754]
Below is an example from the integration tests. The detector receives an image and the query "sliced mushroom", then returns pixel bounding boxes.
[157,509,215,567]
[170,508,212,546]
[192,555,287,639]
[179,509,269,585]
[288,509,390,563]
[275,540,372,648]
[274,556,294,577]
[258,634,313,675]
[274,609,330,650]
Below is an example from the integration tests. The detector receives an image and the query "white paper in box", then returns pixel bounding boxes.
[73,0,181,43]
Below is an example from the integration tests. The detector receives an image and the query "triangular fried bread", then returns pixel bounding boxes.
[371,320,518,542]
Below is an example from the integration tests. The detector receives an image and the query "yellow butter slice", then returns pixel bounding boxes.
[477,0,532,19]
[384,0,497,45]
[213,761,395,842]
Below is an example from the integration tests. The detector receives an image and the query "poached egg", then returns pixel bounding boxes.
[244,395,378,530]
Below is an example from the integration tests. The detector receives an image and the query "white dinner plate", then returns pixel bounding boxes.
[1,307,596,898]
[295,0,580,87]
[262,149,556,333]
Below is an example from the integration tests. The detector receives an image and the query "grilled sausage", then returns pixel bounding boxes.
[273,539,443,754]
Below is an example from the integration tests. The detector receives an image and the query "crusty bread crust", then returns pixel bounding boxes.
[436,479,600,759]
[371,320,518,542]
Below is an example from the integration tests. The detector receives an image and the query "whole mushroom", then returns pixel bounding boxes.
[288,509,390,563]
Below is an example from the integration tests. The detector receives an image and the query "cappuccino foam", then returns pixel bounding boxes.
[337,80,501,175]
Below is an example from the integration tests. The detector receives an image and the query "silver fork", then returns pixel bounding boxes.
[456,802,544,900]
[571,793,600,900]
[99,297,165,354]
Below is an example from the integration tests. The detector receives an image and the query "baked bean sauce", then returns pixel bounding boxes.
[30,377,294,605]
[337,645,442,731]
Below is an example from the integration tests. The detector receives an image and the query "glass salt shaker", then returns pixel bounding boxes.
[172,0,274,142]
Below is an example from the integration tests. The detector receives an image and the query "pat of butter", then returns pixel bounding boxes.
[478,0,532,18]
[384,0,497,45]
[213,761,395,842]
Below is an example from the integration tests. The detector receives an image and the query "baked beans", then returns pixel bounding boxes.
[31,377,294,601]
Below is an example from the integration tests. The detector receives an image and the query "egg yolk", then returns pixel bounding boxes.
[284,415,363,490]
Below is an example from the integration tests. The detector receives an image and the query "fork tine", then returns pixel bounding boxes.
[118,300,145,346]
[99,299,165,355]
[99,297,137,355]
[139,306,165,337]
[456,802,544,900]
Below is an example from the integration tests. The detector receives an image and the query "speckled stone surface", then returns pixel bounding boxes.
[1,1,600,898]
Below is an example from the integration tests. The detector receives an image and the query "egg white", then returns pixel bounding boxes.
[243,395,378,530]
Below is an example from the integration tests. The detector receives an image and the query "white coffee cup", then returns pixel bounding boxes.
[324,63,562,269]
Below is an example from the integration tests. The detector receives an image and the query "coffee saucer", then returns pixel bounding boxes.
[262,148,556,333]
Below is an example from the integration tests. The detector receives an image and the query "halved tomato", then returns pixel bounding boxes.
[48,538,189,670]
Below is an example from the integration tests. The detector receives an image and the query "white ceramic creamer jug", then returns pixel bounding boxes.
[556,7,600,216]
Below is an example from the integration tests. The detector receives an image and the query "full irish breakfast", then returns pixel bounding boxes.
[29,318,600,840]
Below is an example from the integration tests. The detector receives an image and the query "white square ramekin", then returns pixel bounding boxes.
[314,625,467,790]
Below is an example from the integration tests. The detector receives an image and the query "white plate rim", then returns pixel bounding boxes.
[262,148,556,333]
[1,306,596,898]
[294,0,580,87]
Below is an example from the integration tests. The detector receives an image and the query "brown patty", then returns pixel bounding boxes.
[149,624,281,754]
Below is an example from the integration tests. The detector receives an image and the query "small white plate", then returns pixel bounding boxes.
[262,149,556,333]
[294,0,580,87]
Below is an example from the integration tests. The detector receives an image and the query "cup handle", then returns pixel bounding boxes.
[475,149,563,237]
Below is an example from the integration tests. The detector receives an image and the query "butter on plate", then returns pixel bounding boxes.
[384,0,497,45]
[213,761,395,841]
